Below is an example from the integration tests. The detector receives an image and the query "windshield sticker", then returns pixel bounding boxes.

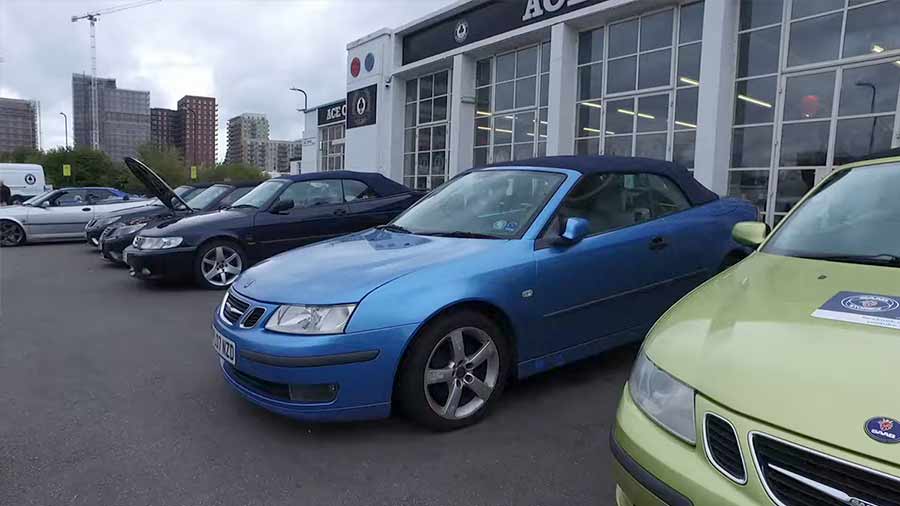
[812,291,900,330]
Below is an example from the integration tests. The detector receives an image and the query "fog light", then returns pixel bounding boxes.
[289,383,339,403]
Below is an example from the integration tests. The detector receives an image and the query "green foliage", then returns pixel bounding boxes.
[41,148,120,188]
[199,162,268,183]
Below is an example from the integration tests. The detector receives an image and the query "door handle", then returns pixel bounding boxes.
[82,207,92,212]
[333,209,347,216]
[649,236,668,251]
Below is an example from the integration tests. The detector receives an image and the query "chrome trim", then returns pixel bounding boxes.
[748,431,900,506]
[703,412,748,485]
[767,464,857,504]
[239,307,267,329]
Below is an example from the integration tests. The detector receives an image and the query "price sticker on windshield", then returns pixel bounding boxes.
[812,291,900,330]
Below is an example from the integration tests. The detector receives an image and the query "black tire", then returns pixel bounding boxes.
[193,240,247,290]
[0,220,25,247]
[396,310,511,431]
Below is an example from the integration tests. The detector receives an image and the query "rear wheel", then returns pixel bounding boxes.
[0,220,25,247]
[194,240,246,289]
[396,310,510,431]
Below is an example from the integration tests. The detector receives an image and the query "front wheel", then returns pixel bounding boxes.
[396,310,510,431]
[0,220,25,247]
[194,240,247,289]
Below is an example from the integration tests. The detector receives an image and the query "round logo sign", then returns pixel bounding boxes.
[454,20,469,44]
[364,53,375,72]
[350,57,361,78]
[356,96,368,116]
[865,417,900,444]
[24,174,36,185]
[841,295,900,313]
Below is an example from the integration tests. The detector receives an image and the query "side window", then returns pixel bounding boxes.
[219,187,252,207]
[643,174,690,217]
[279,180,343,209]
[53,189,88,207]
[342,180,378,202]
[85,189,113,203]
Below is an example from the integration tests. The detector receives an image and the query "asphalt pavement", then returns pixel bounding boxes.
[0,243,636,506]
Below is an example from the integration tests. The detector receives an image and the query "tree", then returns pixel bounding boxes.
[199,162,268,183]
[42,148,119,188]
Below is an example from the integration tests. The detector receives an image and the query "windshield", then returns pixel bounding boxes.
[23,190,54,205]
[230,180,285,209]
[764,162,900,266]
[393,170,565,239]
[186,185,230,210]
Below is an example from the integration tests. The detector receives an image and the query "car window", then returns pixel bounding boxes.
[52,189,89,207]
[85,189,113,203]
[219,187,253,207]
[545,173,690,237]
[187,185,231,210]
[343,180,379,202]
[279,180,343,208]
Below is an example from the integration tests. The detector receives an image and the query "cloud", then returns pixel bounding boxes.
[0,0,449,160]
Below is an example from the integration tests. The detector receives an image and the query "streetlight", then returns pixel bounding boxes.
[855,81,877,154]
[59,112,68,149]
[289,87,308,112]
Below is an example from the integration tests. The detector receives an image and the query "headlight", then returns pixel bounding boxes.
[629,351,696,444]
[117,223,147,235]
[134,236,183,250]
[264,304,356,335]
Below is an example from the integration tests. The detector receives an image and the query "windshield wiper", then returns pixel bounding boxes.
[418,230,503,239]
[227,204,257,209]
[797,253,900,267]
[375,224,412,234]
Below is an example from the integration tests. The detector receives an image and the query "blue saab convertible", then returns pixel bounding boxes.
[212,156,757,430]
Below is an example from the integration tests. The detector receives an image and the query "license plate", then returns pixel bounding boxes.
[213,329,236,365]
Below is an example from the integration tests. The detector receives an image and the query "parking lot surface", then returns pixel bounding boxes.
[0,243,635,506]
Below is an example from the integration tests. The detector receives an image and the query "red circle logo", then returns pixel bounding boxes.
[350,57,361,78]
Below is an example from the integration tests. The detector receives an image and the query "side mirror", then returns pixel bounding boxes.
[555,217,590,246]
[732,221,770,248]
[40,201,51,208]
[270,199,294,214]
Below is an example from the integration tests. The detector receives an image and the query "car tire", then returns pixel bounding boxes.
[194,240,247,290]
[0,220,25,247]
[396,310,511,431]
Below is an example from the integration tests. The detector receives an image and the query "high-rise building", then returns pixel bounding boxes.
[150,108,178,150]
[177,95,217,167]
[0,98,39,153]
[225,113,269,167]
[72,73,150,162]
[265,139,303,174]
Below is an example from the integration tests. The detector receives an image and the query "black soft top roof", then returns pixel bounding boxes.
[272,170,411,197]
[485,155,719,206]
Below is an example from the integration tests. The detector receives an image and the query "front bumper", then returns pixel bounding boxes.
[85,226,105,247]
[212,293,419,422]
[124,245,196,280]
[100,231,138,263]
[613,387,900,506]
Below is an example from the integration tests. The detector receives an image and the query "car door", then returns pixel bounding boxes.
[532,173,677,357]
[28,189,95,237]
[253,179,351,256]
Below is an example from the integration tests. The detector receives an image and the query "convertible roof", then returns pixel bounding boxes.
[485,155,719,206]
[272,170,411,196]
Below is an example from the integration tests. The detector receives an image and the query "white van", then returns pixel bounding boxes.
[0,163,49,204]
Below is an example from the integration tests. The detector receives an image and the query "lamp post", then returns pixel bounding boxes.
[289,87,308,113]
[59,112,68,149]
[855,81,877,154]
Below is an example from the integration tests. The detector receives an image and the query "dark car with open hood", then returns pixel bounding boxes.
[123,160,425,289]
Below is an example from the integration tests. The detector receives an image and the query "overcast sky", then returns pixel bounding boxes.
[0,0,449,162]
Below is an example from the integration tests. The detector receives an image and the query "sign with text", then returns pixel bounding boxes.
[346,84,378,129]
[62,164,72,177]
[812,291,900,330]
[317,100,347,126]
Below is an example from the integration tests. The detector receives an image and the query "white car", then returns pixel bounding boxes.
[0,187,147,246]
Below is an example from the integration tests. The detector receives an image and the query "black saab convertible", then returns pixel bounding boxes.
[123,158,424,289]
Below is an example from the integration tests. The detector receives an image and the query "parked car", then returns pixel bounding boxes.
[97,162,258,263]
[0,163,50,204]
[124,161,424,289]
[611,151,900,505]
[84,182,214,247]
[210,156,756,430]
[0,187,146,246]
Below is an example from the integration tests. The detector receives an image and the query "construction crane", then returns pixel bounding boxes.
[71,0,161,150]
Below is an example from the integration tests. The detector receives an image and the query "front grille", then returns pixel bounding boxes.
[752,432,900,506]
[241,307,265,328]
[224,363,290,401]
[704,413,746,483]
[87,218,97,228]
[222,293,250,325]
[100,227,113,240]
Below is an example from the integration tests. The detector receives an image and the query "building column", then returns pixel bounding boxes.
[693,0,738,195]
[546,22,578,156]
[449,53,476,177]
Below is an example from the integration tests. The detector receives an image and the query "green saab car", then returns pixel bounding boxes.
[611,152,900,506]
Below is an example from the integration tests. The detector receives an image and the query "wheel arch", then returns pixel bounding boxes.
[0,217,27,244]
[194,233,247,255]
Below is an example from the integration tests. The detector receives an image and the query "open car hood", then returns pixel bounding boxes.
[124,157,192,213]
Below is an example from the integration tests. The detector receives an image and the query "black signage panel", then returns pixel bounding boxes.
[402,0,610,65]
[347,84,378,129]
[317,100,347,126]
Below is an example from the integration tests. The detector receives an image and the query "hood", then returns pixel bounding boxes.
[646,252,900,464]
[233,229,504,305]
[124,157,191,213]
[104,202,168,221]
[139,208,252,236]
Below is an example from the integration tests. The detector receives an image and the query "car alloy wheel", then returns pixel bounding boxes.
[0,220,25,246]
[423,326,500,420]
[200,245,243,287]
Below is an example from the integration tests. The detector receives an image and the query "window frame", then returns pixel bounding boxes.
[404,69,452,191]
[278,179,345,210]
[341,179,380,202]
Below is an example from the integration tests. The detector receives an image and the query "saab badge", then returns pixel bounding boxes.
[454,20,469,44]
[24,174,36,185]
[865,416,900,444]
[346,84,377,129]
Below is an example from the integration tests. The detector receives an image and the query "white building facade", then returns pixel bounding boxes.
[301,0,900,225]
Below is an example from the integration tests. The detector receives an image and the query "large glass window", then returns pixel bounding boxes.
[319,122,344,171]
[473,43,550,166]
[574,3,703,169]
[405,70,451,190]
